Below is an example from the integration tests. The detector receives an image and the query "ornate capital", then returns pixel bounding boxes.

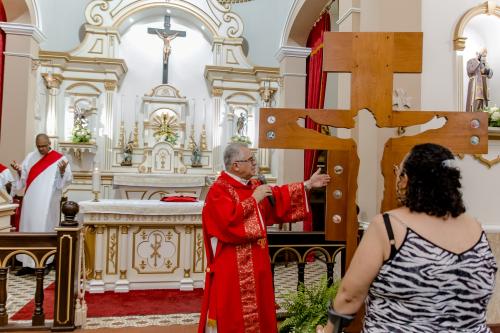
[104,80,117,91]
[212,87,223,97]
[42,73,63,89]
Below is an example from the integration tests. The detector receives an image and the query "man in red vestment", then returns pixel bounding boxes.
[199,143,331,333]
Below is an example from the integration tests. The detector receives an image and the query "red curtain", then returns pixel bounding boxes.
[303,12,330,231]
[0,1,6,139]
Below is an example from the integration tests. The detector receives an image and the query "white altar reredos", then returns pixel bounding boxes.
[80,200,205,293]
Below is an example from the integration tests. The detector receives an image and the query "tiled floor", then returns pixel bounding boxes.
[7,259,336,330]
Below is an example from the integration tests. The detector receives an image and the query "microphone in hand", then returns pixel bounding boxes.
[257,174,275,207]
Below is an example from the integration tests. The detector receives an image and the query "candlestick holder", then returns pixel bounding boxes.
[92,190,100,202]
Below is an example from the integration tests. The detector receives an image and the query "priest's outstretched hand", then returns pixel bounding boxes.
[58,160,68,176]
[305,168,331,190]
[10,161,21,177]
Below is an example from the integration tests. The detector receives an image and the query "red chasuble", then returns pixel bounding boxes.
[0,163,7,172]
[198,172,308,333]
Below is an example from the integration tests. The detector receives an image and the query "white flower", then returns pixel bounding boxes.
[491,111,500,121]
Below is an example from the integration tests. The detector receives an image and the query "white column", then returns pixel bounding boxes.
[179,226,194,291]
[0,23,45,162]
[89,225,105,293]
[43,73,62,149]
[211,88,224,171]
[114,225,130,292]
[103,81,117,170]
[274,46,311,185]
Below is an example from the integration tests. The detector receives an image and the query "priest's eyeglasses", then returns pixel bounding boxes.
[235,155,256,164]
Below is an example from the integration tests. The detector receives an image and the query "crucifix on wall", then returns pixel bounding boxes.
[147,15,186,84]
[259,32,488,266]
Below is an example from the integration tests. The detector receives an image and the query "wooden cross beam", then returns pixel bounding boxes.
[259,32,488,266]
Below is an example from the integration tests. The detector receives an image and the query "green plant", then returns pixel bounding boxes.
[279,276,340,333]
[483,106,500,127]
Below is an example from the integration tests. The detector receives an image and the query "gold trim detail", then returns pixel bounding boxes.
[473,154,500,168]
[212,88,223,97]
[89,38,104,54]
[56,234,73,325]
[104,80,117,91]
[106,227,119,275]
[453,1,500,51]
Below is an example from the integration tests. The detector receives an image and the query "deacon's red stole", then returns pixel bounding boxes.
[26,150,62,192]
[0,163,7,172]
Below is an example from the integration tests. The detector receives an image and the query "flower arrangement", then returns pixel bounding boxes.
[71,122,92,143]
[153,113,179,145]
[483,106,500,127]
[230,135,252,145]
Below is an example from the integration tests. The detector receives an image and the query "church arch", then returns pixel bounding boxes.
[453,1,500,51]
[65,82,101,95]
[110,2,220,41]
[280,0,330,47]
[1,0,38,26]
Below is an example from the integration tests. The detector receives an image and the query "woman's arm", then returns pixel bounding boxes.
[333,215,386,313]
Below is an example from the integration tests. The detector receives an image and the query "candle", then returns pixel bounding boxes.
[92,166,101,193]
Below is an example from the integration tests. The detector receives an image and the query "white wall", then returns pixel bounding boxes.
[231,0,294,67]
[38,0,87,51]
[422,0,500,226]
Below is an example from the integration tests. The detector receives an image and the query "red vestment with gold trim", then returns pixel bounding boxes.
[198,171,308,333]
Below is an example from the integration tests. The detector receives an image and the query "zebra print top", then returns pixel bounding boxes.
[363,223,497,333]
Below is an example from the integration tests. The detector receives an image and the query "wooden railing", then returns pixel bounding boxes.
[268,231,346,289]
[0,201,81,332]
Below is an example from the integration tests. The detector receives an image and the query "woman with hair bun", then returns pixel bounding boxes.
[318,143,497,333]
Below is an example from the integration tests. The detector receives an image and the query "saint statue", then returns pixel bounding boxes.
[155,31,178,65]
[236,113,247,136]
[466,48,494,112]
[190,142,202,168]
[121,140,134,166]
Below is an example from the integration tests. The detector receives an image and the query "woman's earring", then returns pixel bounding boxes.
[396,180,406,204]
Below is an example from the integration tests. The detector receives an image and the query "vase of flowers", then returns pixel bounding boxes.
[483,106,500,127]
[71,123,92,143]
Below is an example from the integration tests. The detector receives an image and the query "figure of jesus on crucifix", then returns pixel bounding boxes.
[147,15,186,84]
[155,30,178,65]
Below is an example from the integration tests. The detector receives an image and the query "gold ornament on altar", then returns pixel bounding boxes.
[152,113,179,145]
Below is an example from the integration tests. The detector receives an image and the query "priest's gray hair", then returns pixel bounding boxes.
[224,142,248,170]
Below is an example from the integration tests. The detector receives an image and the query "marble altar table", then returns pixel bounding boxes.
[112,173,207,200]
[79,199,205,293]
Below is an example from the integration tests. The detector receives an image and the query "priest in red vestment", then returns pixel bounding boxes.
[11,133,72,275]
[199,142,331,333]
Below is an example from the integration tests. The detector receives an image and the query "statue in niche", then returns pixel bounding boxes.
[236,112,247,136]
[190,142,202,168]
[466,48,494,112]
[121,140,134,166]
[155,31,178,65]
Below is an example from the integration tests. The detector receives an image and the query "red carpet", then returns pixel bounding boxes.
[11,283,203,320]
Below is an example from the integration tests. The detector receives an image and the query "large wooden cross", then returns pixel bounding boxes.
[259,32,487,265]
[147,15,186,84]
